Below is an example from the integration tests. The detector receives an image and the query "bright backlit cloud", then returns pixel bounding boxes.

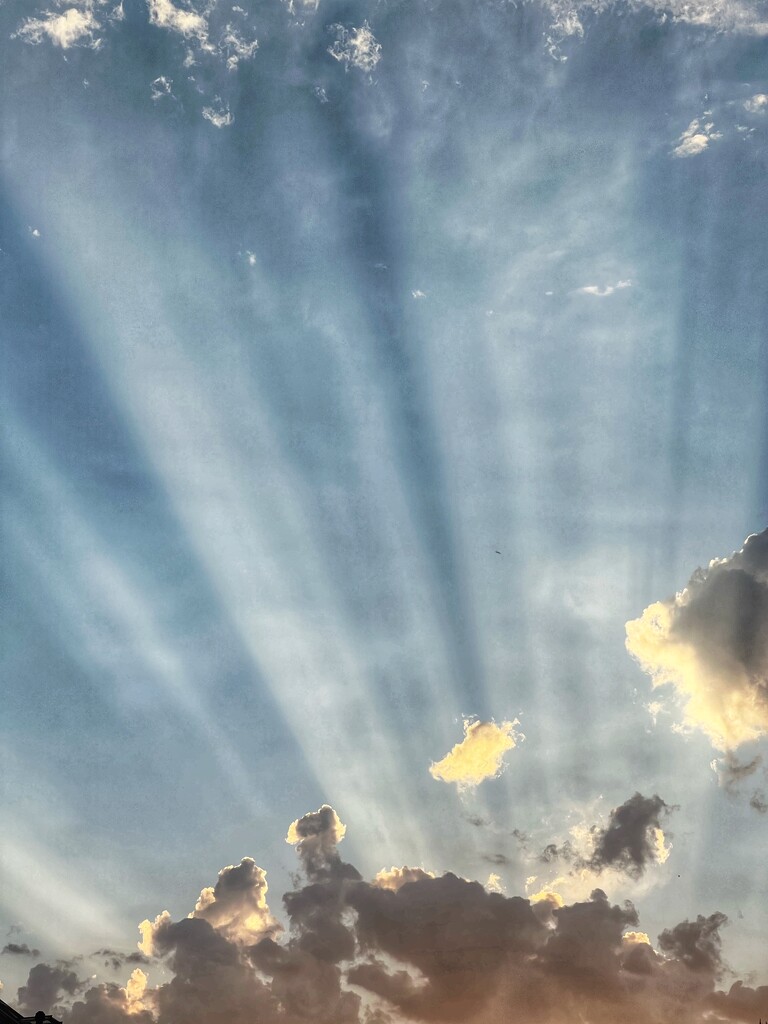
[626,529,768,749]
[672,118,723,157]
[19,806,765,1024]
[429,718,522,788]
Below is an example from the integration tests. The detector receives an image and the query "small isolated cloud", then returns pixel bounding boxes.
[577,279,632,297]
[711,752,762,792]
[13,3,102,49]
[202,99,234,128]
[150,76,173,101]
[744,93,768,113]
[1,943,40,958]
[411,289,427,299]
[18,963,82,1013]
[626,528,768,750]
[328,21,381,72]
[589,793,672,879]
[672,118,723,157]
[429,718,522,788]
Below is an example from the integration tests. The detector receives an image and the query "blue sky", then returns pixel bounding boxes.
[2,0,768,1018]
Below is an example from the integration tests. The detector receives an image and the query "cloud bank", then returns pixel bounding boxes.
[12,804,765,1024]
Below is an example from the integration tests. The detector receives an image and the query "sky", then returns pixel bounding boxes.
[1,0,768,1020]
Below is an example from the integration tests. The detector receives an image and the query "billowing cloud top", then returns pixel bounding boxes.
[429,718,522,788]
[626,529,768,749]
[14,805,766,1024]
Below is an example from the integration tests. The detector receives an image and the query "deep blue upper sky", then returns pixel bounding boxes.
[1,0,768,1001]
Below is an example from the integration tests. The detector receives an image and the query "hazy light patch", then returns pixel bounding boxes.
[744,93,768,113]
[576,279,632,297]
[429,718,522,789]
[0,821,124,950]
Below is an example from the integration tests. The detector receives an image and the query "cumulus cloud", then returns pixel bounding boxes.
[191,858,281,944]
[626,528,768,749]
[328,22,382,72]
[13,3,103,49]
[672,118,723,157]
[13,806,767,1024]
[577,279,632,297]
[429,718,522,788]
[744,93,768,113]
[18,962,82,1013]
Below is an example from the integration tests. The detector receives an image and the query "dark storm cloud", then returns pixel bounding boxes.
[657,913,728,975]
[709,981,768,1021]
[90,949,150,971]
[2,943,41,957]
[589,793,673,878]
[18,963,81,1012]
[16,806,753,1024]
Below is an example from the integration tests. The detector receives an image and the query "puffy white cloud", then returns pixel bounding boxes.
[626,529,768,749]
[14,3,102,49]
[146,0,209,43]
[429,718,522,788]
[672,118,723,157]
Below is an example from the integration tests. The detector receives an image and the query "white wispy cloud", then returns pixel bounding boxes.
[328,21,382,72]
[202,98,234,127]
[150,76,173,101]
[147,0,209,43]
[576,279,632,297]
[672,117,723,157]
